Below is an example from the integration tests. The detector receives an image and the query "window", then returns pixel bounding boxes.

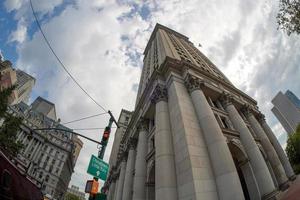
[39,172,43,179]
[45,175,49,182]
[1,170,12,189]
[55,168,59,174]
[220,116,229,129]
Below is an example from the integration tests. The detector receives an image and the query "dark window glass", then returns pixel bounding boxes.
[1,170,12,189]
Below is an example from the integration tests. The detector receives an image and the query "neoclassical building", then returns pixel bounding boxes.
[105,24,295,200]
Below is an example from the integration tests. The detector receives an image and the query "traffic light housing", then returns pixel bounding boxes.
[85,179,99,194]
[101,126,111,145]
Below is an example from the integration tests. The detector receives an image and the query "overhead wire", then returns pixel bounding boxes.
[72,127,117,131]
[62,112,107,125]
[29,0,108,113]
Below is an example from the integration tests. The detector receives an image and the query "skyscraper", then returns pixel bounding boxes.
[106,24,295,200]
[0,58,35,105]
[271,90,300,135]
[15,69,35,104]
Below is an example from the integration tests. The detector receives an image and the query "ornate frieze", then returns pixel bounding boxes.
[184,73,204,93]
[150,84,168,104]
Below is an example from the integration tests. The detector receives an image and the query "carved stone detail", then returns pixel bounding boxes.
[184,73,204,93]
[137,118,148,131]
[150,84,168,104]
[128,137,138,150]
[219,92,234,108]
[257,112,266,124]
[241,104,253,118]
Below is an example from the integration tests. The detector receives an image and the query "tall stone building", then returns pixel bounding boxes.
[105,24,295,200]
[8,97,83,200]
[0,58,35,104]
[271,90,300,135]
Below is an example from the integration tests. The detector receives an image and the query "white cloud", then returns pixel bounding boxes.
[6,0,300,192]
[4,0,22,12]
[9,19,27,44]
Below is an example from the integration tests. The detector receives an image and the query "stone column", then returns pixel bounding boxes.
[222,94,276,197]
[185,75,244,200]
[114,175,120,200]
[122,139,137,200]
[30,141,41,160]
[24,137,34,155]
[107,177,116,200]
[258,114,296,180]
[150,84,178,200]
[245,107,289,189]
[132,119,148,200]
[115,156,127,200]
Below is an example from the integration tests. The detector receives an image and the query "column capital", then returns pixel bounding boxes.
[128,137,138,150]
[257,112,266,124]
[150,84,168,104]
[137,118,148,131]
[241,104,254,118]
[219,92,234,108]
[184,73,204,93]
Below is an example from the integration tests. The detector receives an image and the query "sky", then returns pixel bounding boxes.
[1,0,300,194]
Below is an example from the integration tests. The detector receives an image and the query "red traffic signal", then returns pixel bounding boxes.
[101,126,111,145]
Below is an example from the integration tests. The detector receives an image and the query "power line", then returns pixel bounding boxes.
[72,127,117,131]
[29,0,107,113]
[62,112,107,125]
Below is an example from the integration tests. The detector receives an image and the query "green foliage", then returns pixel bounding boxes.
[286,123,300,174]
[64,193,80,200]
[0,83,23,156]
[277,0,300,36]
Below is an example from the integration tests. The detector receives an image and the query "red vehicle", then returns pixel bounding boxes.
[0,151,43,200]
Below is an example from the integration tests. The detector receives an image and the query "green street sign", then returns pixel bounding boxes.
[87,155,109,181]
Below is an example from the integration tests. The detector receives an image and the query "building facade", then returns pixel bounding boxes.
[64,185,85,200]
[272,90,300,135]
[105,24,296,200]
[0,58,35,105]
[8,97,82,200]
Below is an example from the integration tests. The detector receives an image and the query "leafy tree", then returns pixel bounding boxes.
[277,0,300,36]
[0,81,23,156]
[286,123,300,174]
[64,193,80,200]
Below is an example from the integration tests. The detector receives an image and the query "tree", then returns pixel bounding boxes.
[277,0,300,36]
[0,81,23,156]
[286,123,300,174]
[64,193,80,200]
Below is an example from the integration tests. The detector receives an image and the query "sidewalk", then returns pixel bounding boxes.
[280,175,300,200]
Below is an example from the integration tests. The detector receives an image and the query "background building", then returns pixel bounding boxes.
[8,96,83,200]
[0,58,35,105]
[271,90,300,135]
[105,24,295,200]
[64,185,85,200]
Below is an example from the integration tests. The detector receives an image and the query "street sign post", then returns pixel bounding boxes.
[87,155,109,181]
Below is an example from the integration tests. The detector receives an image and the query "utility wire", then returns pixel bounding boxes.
[29,0,108,113]
[62,112,107,125]
[72,127,117,131]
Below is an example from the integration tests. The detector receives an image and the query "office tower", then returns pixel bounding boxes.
[105,24,295,200]
[272,90,300,135]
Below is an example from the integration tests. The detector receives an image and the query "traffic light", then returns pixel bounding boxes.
[85,179,99,195]
[101,126,111,145]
